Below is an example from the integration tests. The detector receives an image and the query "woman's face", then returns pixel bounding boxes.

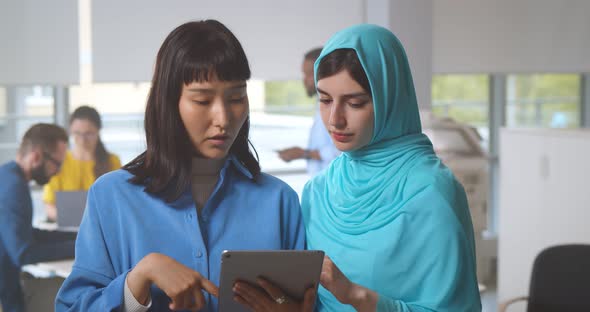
[70,118,99,152]
[317,70,374,152]
[179,79,249,159]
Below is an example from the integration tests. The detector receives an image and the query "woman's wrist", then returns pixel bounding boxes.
[127,255,154,305]
[349,283,378,312]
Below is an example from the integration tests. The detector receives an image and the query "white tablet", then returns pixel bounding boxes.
[218,250,324,312]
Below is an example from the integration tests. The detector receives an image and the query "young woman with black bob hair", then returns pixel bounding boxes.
[56,20,311,312]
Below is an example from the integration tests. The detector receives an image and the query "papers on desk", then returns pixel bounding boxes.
[22,259,74,279]
[34,220,79,232]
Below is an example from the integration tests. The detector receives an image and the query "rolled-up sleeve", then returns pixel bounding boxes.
[55,187,127,311]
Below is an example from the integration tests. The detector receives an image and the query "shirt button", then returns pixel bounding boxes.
[195,251,203,258]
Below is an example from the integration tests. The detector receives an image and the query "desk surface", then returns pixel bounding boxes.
[34,221,78,232]
[23,223,77,278]
[22,259,74,279]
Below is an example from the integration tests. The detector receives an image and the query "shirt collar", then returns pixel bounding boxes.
[227,154,254,180]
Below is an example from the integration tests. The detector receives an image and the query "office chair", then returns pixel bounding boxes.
[499,244,590,312]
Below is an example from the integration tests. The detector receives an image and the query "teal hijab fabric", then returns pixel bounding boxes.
[302,24,481,311]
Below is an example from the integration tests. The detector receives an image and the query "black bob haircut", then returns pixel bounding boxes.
[124,20,260,202]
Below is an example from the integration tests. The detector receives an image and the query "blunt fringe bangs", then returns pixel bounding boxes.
[179,20,251,84]
[124,20,260,203]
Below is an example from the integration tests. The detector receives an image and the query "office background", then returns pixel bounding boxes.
[1,1,589,311]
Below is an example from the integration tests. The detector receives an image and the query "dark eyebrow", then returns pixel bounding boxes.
[317,88,330,95]
[317,87,369,99]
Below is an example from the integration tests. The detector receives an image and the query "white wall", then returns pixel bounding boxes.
[498,128,590,312]
[91,0,364,82]
[433,0,590,73]
[2,1,588,91]
[0,0,79,85]
[390,0,432,110]
[366,0,433,109]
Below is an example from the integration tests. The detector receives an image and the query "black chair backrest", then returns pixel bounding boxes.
[527,244,590,312]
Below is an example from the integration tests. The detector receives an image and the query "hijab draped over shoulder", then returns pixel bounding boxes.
[301,24,481,311]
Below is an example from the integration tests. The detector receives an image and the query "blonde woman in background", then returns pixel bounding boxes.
[43,105,121,222]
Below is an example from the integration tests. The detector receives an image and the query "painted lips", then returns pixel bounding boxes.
[331,132,353,142]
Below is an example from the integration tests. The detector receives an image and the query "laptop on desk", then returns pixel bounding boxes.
[55,190,88,231]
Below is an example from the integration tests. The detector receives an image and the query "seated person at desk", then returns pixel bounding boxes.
[0,124,77,312]
[43,105,121,222]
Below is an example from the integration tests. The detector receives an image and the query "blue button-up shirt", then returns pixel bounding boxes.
[0,161,76,312]
[55,157,305,312]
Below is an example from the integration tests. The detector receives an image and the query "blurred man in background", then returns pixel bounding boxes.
[277,47,340,176]
[0,123,76,312]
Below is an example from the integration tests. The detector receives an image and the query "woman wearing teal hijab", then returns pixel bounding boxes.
[301,24,482,311]
[233,24,480,312]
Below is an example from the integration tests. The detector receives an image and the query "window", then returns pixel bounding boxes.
[0,87,8,162]
[0,87,7,131]
[69,82,150,165]
[264,80,315,116]
[431,75,491,238]
[0,87,6,120]
[0,85,55,165]
[13,86,55,138]
[506,74,581,128]
[249,80,318,195]
[432,74,490,147]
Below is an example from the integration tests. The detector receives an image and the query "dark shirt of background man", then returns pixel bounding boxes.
[0,123,76,312]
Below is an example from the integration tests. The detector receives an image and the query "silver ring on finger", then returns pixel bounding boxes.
[275,295,287,305]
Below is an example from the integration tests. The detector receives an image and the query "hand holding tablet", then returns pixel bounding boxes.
[218,250,324,312]
[233,277,316,312]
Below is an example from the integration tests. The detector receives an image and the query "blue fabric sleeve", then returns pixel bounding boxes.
[280,187,306,251]
[55,187,127,311]
[0,180,75,266]
[56,267,129,312]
